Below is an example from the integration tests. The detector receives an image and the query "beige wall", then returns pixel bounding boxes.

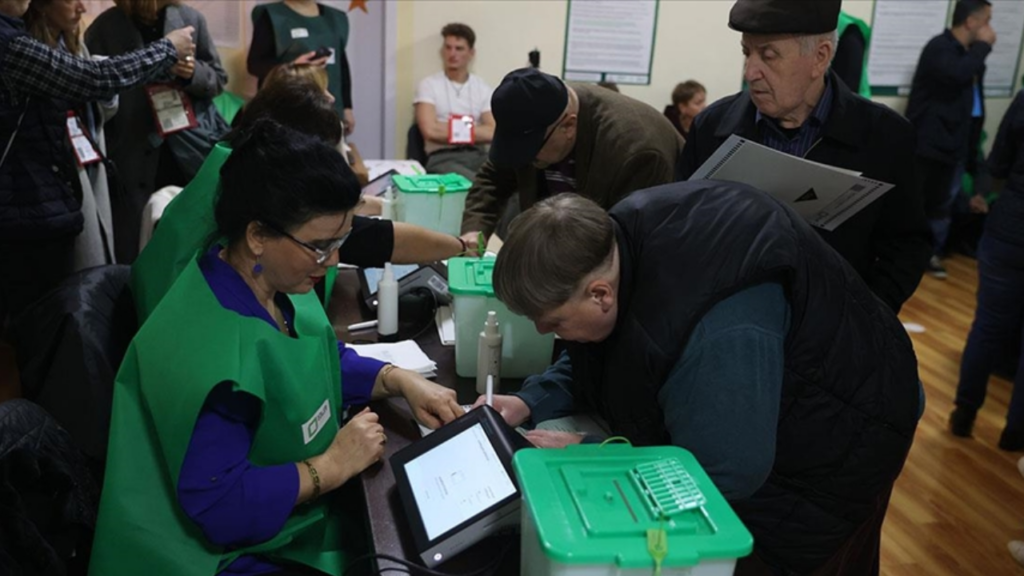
[83,0,1024,157]
[392,0,1024,155]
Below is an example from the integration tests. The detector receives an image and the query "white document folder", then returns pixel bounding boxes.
[689,135,895,231]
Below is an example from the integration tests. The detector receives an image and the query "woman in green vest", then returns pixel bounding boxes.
[247,0,355,134]
[89,119,463,576]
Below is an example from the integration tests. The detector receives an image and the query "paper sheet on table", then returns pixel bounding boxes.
[348,340,437,378]
[689,135,895,231]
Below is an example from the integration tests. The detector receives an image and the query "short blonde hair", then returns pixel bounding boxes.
[264,62,330,94]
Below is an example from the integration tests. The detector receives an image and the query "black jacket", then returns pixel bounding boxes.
[0,15,83,241]
[679,71,931,313]
[985,90,1024,246]
[905,30,990,166]
[568,182,920,573]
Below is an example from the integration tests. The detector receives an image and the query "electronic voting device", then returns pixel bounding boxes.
[390,405,530,567]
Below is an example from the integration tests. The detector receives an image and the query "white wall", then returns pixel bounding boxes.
[393,0,1024,155]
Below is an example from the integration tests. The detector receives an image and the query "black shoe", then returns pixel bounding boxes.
[927,256,948,279]
[999,428,1024,451]
[949,406,976,437]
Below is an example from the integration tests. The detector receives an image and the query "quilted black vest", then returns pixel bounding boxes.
[568,180,919,572]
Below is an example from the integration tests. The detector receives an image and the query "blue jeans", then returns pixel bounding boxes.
[929,162,965,256]
[956,233,1024,429]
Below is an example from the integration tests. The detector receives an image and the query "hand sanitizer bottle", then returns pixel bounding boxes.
[377,263,399,341]
[476,311,502,395]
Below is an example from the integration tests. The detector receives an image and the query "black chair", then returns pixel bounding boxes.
[406,123,428,165]
[12,265,137,478]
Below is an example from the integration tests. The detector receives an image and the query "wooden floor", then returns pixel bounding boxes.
[883,254,1024,575]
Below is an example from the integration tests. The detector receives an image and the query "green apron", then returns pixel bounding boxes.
[837,11,873,99]
[90,258,353,576]
[253,2,350,120]
[131,142,338,324]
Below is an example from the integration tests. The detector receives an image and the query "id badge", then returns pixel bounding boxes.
[145,84,198,137]
[448,114,475,145]
[65,111,101,166]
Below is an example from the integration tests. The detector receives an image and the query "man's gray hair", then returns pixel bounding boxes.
[493,194,615,318]
[799,29,839,63]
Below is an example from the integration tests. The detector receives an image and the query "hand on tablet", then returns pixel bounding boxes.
[393,370,463,429]
[522,429,585,449]
[472,394,530,427]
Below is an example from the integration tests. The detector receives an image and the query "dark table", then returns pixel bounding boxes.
[328,268,521,575]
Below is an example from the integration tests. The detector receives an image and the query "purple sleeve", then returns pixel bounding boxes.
[177,383,299,547]
[339,342,386,408]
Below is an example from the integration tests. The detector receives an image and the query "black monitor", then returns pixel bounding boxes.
[390,405,531,567]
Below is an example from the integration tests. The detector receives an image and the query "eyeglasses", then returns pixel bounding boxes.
[262,221,351,265]
[537,113,568,153]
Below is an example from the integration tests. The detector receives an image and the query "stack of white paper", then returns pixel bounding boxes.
[349,340,438,378]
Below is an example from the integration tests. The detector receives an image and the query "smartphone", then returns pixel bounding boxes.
[312,46,332,60]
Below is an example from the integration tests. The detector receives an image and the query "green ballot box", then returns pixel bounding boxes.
[447,257,556,379]
[392,173,472,235]
[513,444,753,576]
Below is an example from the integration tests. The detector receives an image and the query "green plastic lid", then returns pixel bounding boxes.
[447,257,497,296]
[392,173,471,194]
[513,444,753,568]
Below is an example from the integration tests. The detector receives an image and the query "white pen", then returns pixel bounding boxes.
[346,319,378,332]
[486,374,494,408]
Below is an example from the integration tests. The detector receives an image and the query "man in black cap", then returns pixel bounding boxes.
[680,0,931,314]
[458,68,682,248]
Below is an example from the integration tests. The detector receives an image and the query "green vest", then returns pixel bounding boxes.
[837,11,873,98]
[252,2,349,119]
[90,258,353,576]
[131,142,338,324]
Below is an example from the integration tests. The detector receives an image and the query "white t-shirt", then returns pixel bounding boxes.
[414,71,493,154]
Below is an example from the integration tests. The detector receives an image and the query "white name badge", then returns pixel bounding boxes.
[326,47,336,65]
[145,84,197,137]
[65,112,101,166]
[448,114,475,145]
[290,27,309,39]
[302,399,332,445]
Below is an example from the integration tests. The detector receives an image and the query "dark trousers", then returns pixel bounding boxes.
[956,232,1024,430]
[0,236,75,335]
[916,156,958,253]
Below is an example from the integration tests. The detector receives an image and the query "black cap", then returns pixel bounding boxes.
[729,0,841,35]
[489,68,568,166]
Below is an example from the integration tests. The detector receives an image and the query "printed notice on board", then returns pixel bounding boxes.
[689,135,895,232]
[867,0,950,94]
[984,0,1024,97]
[563,0,658,85]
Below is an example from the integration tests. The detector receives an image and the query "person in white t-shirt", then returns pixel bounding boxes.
[414,23,495,179]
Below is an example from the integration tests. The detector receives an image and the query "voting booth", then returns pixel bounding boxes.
[514,444,752,576]
[393,173,472,235]
[447,257,556,379]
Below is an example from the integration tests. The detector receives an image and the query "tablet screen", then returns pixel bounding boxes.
[403,423,517,540]
[363,264,420,295]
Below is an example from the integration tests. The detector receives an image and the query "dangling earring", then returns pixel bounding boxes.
[253,254,263,275]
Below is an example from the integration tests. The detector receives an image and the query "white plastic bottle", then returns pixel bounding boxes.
[476,311,502,395]
[377,263,399,340]
[380,186,394,220]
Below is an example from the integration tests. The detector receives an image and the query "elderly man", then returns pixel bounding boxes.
[459,67,682,249]
[680,0,931,313]
[485,188,920,575]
